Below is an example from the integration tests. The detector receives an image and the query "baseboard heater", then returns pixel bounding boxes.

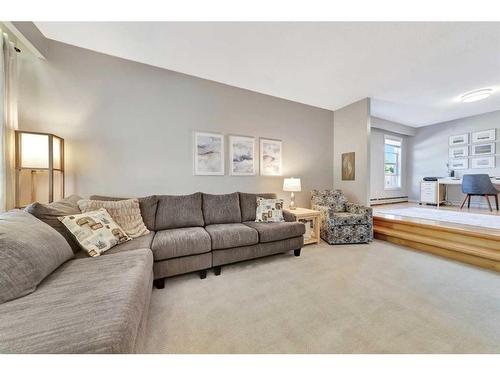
[370,196,408,205]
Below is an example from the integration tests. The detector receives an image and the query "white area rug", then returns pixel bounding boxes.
[377,207,500,229]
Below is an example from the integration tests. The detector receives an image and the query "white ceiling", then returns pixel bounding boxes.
[35,22,500,127]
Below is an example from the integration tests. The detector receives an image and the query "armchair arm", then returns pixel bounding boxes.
[311,204,335,221]
[346,202,373,217]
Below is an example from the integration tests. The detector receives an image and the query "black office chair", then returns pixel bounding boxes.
[460,174,500,211]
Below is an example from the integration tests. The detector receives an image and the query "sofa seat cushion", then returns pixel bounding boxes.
[243,221,305,243]
[205,223,259,250]
[332,212,369,225]
[0,249,153,353]
[152,227,211,261]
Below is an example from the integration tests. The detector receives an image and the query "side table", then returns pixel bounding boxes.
[284,207,321,245]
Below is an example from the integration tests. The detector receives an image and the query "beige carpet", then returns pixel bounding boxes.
[144,240,500,353]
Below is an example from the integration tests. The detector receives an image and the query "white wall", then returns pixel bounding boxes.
[370,128,409,201]
[333,98,371,205]
[408,110,500,207]
[18,40,334,208]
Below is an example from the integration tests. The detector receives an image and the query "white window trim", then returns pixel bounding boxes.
[384,135,403,191]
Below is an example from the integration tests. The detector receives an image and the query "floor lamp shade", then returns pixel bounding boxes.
[15,131,65,207]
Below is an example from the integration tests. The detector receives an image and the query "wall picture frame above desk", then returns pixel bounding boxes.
[471,156,495,169]
[449,158,468,170]
[449,133,469,146]
[471,142,495,156]
[449,146,469,159]
[472,129,496,143]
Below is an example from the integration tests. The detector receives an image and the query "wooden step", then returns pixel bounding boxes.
[374,215,500,272]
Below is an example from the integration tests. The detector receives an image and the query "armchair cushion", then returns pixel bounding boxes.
[332,212,369,225]
[346,202,373,216]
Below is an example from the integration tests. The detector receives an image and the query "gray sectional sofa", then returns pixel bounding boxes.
[92,192,305,288]
[0,192,304,353]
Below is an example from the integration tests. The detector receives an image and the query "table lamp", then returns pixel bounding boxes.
[283,177,301,210]
[15,130,65,207]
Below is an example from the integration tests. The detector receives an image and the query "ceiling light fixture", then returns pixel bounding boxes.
[460,88,494,103]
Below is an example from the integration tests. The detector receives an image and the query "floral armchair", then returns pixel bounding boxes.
[311,189,373,244]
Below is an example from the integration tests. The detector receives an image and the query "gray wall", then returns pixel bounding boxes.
[370,127,409,200]
[408,110,500,206]
[333,98,371,205]
[17,40,334,208]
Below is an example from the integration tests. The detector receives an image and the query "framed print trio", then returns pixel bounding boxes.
[194,131,282,176]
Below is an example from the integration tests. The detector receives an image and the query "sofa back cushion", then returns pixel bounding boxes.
[0,210,74,304]
[155,193,204,230]
[25,195,82,253]
[311,189,347,212]
[90,195,158,231]
[202,193,241,225]
[239,192,277,222]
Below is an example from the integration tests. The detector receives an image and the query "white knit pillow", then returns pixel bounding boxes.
[78,198,149,238]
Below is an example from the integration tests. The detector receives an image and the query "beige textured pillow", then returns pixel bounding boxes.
[78,198,149,238]
[59,208,131,257]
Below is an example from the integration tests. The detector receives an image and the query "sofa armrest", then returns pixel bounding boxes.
[346,202,373,217]
[283,210,296,222]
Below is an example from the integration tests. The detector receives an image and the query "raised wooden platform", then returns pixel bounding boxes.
[374,214,500,272]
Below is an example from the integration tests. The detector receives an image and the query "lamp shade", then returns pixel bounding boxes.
[283,177,301,192]
[15,130,65,207]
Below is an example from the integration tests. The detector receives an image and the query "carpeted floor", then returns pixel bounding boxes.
[144,240,500,353]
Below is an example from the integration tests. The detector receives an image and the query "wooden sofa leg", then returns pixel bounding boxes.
[294,249,302,257]
[214,266,222,276]
[199,270,207,279]
[153,278,165,289]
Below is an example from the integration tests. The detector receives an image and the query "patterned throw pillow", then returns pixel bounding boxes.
[59,208,131,257]
[255,197,285,222]
[77,198,149,238]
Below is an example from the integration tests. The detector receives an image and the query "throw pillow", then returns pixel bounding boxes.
[77,198,149,238]
[0,210,74,304]
[59,208,131,257]
[24,195,83,253]
[255,197,285,223]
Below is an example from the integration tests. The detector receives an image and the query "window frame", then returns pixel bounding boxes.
[383,135,403,191]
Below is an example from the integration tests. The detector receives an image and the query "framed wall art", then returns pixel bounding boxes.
[193,131,224,175]
[229,135,256,176]
[471,142,495,156]
[448,133,469,146]
[260,138,282,176]
[472,129,496,143]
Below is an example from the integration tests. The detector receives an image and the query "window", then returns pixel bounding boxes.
[384,136,402,189]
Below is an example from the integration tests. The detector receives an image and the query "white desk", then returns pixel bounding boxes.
[435,177,500,207]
